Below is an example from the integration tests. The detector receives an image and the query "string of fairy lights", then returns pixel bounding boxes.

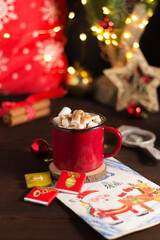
[2,26,63,63]
[67,0,157,73]
[2,0,157,75]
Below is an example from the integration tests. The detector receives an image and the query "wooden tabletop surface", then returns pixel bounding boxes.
[0,93,160,240]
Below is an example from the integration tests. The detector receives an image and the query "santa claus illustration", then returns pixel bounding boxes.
[70,188,149,225]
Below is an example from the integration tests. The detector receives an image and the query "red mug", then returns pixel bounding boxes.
[50,114,122,173]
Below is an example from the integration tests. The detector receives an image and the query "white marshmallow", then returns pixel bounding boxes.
[88,121,98,128]
[71,119,80,126]
[81,121,87,128]
[70,121,79,129]
[53,116,60,125]
[54,107,102,130]
[58,107,72,116]
[62,118,69,128]
[78,124,85,129]
[92,115,101,124]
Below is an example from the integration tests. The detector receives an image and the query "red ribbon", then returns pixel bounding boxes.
[25,104,36,121]
[0,87,67,118]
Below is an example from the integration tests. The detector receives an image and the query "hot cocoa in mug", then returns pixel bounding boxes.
[50,107,122,173]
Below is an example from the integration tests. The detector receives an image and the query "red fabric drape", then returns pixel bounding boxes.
[0,0,68,95]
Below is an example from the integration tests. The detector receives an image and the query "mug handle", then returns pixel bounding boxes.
[103,126,122,158]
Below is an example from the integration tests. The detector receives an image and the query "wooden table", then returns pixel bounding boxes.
[0,94,160,240]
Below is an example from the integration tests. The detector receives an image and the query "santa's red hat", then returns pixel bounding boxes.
[78,190,99,199]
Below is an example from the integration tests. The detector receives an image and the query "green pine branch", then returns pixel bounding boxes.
[84,0,158,28]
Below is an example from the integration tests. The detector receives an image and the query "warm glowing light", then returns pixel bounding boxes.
[69,76,79,86]
[112,40,118,46]
[67,66,76,75]
[125,18,131,24]
[82,77,89,84]
[126,51,133,60]
[142,20,148,26]
[124,32,131,39]
[138,23,145,29]
[102,7,110,14]
[91,26,97,32]
[97,35,103,41]
[79,33,87,41]
[81,70,88,78]
[104,32,110,39]
[105,39,111,45]
[111,33,117,39]
[3,33,10,38]
[133,42,139,48]
[96,28,102,34]
[43,54,52,62]
[148,9,153,17]
[136,107,141,114]
[131,15,138,21]
[81,0,87,5]
[68,11,75,19]
[53,26,61,32]
[32,31,39,37]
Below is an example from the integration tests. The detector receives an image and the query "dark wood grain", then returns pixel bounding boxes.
[0,94,160,240]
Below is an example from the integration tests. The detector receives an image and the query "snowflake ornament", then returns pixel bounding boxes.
[0,50,9,76]
[34,39,64,72]
[40,0,60,25]
[0,0,18,31]
[104,49,160,112]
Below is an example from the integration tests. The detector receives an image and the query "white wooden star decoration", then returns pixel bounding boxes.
[104,49,160,112]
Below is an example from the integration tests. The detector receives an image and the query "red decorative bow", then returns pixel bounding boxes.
[0,87,67,118]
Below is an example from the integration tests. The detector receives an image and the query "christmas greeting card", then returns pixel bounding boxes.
[24,186,59,206]
[25,171,52,188]
[56,158,160,239]
[55,171,86,194]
